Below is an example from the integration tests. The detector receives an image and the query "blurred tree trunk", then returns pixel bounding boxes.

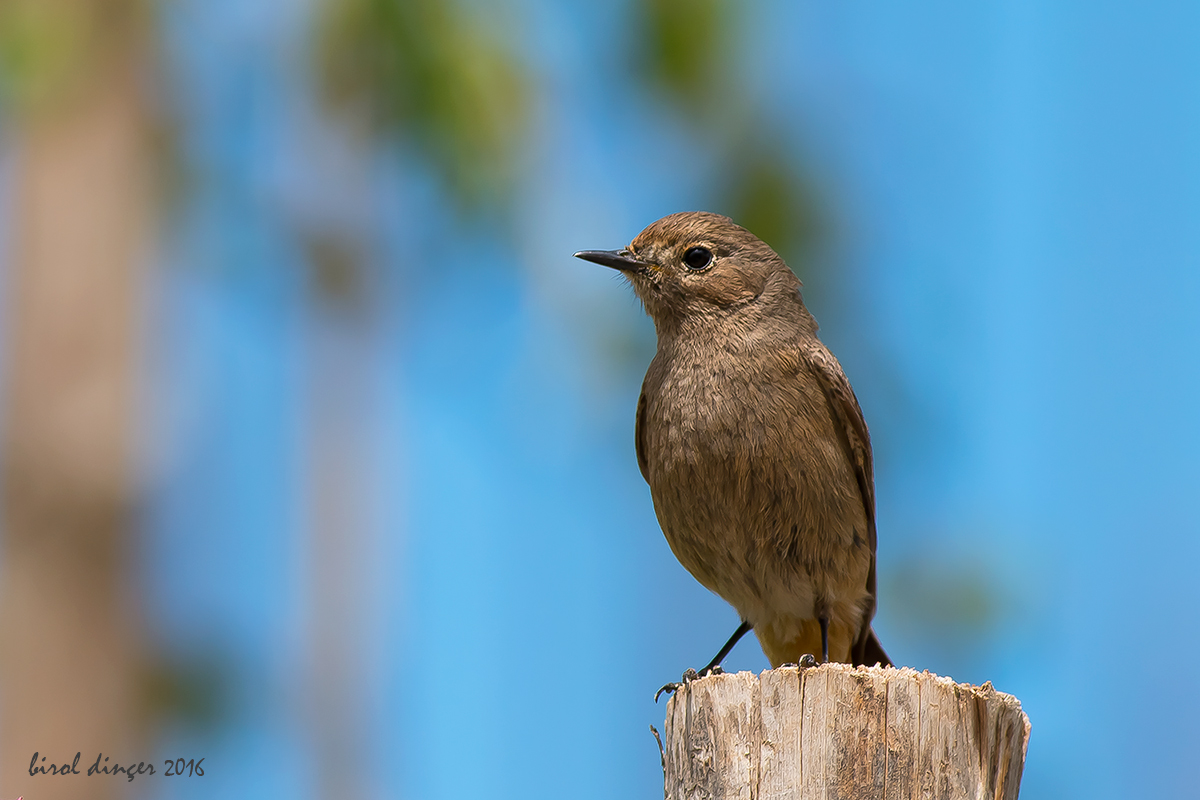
[0,3,152,798]
[307,311,376,800]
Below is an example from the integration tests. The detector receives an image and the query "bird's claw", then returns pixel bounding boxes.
[780,654,819,669]
[655,667,705,703]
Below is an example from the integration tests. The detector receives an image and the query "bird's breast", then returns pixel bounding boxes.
[639,347,871,628]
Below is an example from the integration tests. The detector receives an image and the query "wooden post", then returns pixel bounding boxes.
[661,664,1030,800]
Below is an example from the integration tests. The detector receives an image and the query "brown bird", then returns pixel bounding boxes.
[576,212,890,677]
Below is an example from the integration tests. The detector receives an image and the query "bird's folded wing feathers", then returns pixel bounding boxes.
[806,346,878,613]
[635,388,650,484]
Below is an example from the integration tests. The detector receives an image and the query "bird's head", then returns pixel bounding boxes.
[575,211,802,333]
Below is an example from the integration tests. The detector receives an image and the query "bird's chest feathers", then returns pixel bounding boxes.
[639,345,866,619]
[643,347,813,470]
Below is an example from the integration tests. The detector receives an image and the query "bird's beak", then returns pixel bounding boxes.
[573,249,650,274]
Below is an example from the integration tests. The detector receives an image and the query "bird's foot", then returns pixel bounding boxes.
[779,654,819,670]
[654,668,697,702]
[655,665,723,703]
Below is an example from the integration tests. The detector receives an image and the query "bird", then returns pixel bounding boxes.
[575,212,890,680]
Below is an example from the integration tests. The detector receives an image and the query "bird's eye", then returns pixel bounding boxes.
[683,246,713,271]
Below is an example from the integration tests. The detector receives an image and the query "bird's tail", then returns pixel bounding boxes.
[853,627,891,668]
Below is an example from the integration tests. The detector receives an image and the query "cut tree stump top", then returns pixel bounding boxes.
[661,664,1030,800]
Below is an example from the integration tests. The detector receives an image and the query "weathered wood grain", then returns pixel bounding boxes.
[662,664,1030,800]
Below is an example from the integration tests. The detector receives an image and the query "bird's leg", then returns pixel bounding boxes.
[655,620,752,702]
[700,620,752,677]
[819,616,830,663]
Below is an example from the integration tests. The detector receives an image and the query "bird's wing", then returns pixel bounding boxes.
[634,387,651,484]
[807,346,878,618]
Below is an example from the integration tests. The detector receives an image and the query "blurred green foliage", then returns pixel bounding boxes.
[636,0,729,108]
[719,140,825,276]
[884,554,1000,639]
[141,651,232,732]
[310,0,821,272]
[303,228,370,312]
[314,0,528,214]
[0,0,78,108]
[632,0,824,272]
[0,0,151,112]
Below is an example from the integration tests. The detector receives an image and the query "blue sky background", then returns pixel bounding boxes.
[8,1,1196,798]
